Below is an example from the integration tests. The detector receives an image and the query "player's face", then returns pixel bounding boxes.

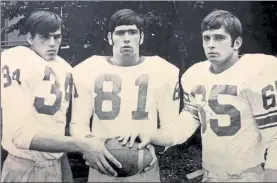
[28,29,62,61]
[202,27,235,65]
[111,25,142,58]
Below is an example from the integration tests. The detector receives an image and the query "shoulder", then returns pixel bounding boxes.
[241,53,276,61]
[73,55,107,85]
[73,55,105,73]
[241,54,277,92]
[145,56,179,78]
[181,60,209,83]
[1,46,30,55]
[240,53,277,68]
[149,56,179,71]
[56,55,72,67]
[74,55,105,69]
[1,46,31,66]
[240,54,277,78]
[1,46,45,82]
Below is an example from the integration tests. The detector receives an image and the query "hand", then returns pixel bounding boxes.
[117,130,152,149]
[118,132,157,174]
[141,144,157,173]
[80,136,122,177]
[117,130,140,148]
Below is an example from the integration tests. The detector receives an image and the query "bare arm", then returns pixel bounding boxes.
[29,132,85,153]
[149,112,199,147]
[136,111,200,150]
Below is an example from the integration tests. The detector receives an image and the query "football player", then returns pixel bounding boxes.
[129,10,277,182]
[1,10,121,182]
[70,9,180,182]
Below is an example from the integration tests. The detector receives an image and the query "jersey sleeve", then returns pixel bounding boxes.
[245,55,277,170]
[155,64,200,146]
[70,60,94,137]
[168,68,200,145]
[1,49,41,150]
[155,63,180,130]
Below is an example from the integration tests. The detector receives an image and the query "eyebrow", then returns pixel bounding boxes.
[213,34,226,37]
[203,34,226,37]
[115,29,138,32]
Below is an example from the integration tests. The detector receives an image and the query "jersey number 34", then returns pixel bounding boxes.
[2,65,77,116]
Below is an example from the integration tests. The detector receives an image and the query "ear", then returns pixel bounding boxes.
[233,37,242,50]
[27,32,34,45]
[107,32,113,46]
[139,31,144,45]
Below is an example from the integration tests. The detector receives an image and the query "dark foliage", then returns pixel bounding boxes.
[1,1,276,182]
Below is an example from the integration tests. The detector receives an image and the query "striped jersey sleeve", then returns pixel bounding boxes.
[246,55,277,170]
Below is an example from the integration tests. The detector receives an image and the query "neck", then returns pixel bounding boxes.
[111,54,140,66]
[211,53,239,73]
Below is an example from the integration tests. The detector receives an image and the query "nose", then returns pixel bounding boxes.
[123,32,130,44]
[48,37,55,48]
[207,39,215,49]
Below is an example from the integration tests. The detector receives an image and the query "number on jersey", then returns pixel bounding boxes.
[34,66,77,115]
[2,65,77,116]
[172,81,180,101]
[262,81,277,110]
[256,80,277,129]
[94,74,149,120]
[2,65,21,87]
[191,85,241,137]
[34,66,63,115]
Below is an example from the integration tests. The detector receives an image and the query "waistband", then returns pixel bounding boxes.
[7,154,61,168]
[202,164,263,180]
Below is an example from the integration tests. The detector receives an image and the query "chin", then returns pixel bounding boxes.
[121,53,134,57]
[44,56,56,61]
[208,57,221,63]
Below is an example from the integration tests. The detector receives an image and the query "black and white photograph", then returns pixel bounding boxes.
[1,1,277,182]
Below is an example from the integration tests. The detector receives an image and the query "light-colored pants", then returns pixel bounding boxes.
[202,164,264,182]
[1,154,62,182]
[88,161,160,182]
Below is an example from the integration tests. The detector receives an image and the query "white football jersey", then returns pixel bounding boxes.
[179,54,277,174]
[1,46,73,160]
[244,54,277,170]
[71,56,180,139]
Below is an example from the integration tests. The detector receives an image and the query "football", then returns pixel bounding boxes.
[105,138,153,177]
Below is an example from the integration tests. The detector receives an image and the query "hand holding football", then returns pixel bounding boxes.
[105,138,153,177]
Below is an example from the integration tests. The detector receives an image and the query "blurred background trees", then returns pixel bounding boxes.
[2,1,277,72]
[1,1,277,182]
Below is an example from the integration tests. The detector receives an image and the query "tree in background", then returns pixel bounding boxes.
[1,2,277,182]
[2,1,277,71]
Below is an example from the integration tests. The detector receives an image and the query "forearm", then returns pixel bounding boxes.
[29,131,85,153]
[151,113,199,146]
[264,169,277,182]
[150,123,198,146]
[150,129,176,147]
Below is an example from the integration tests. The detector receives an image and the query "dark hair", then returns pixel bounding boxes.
[201,10,242,43]
[108,9,145,33]
[25,10,62,37]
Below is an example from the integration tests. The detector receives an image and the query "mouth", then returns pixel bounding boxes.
[122,46,132,49]
[207,52,219,57]
[208,52,218,55]
[47,50,56,54]
[121,46,133,53]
